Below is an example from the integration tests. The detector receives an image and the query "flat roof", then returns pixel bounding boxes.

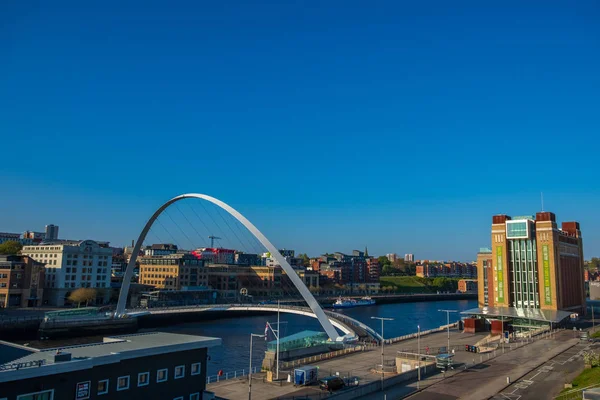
[461,306,572,323]
[0,332,220,383]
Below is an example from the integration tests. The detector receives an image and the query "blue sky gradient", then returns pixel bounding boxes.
[1,1,599,260]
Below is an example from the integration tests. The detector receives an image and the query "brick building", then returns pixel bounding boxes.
[0,255,45,308]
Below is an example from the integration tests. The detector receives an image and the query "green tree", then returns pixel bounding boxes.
[382,264,396,276]
[586,258,600,270]
[0,241,23,255]
[299,253,311,268]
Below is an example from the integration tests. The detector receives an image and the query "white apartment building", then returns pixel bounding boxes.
[21,240,112,306]
[404,253,415,263]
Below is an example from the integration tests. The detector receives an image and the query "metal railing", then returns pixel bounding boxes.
[279,343,378,369]
[206,366,259,384]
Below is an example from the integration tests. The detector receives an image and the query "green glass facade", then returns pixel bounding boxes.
[508,238,539,308]
[506,221,528,238]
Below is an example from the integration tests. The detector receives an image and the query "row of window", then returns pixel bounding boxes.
[97,363,202,395]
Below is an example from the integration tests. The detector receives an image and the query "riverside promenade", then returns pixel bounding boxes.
[208,327,490,400]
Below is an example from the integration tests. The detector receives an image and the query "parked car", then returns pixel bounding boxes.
[319,376,345,391]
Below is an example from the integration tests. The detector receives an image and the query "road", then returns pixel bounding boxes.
[490,340,596,400]
[359,330,579,400]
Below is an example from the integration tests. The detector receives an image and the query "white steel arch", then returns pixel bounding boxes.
[115,193,341,341]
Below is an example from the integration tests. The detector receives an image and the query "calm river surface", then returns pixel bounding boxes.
[160,298,477,377]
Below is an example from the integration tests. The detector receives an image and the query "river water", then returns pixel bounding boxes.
[161,298,477,377]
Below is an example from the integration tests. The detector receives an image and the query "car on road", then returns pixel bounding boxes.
[319,376,345,391]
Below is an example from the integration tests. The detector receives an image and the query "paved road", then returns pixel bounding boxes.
[391,331,579,400]
[490,340,596,400]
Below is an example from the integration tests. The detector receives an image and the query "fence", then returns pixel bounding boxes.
[383,322,459,345]
[206,366,259,384]
[279,344,377,370]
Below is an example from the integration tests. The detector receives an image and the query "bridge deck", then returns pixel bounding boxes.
[129,304,382,340]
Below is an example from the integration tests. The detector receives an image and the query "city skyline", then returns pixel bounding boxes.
[1,1,599,261]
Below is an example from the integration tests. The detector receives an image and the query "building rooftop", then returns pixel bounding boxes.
[0,332,220,382]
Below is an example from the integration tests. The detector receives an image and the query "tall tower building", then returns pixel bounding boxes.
[45,224,59,240]
[485,212,585,314]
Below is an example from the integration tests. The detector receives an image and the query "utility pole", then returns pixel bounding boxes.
[438,309,458,353]
[277,300,280,380]
[249,333,265,400]
[372,316,394,390]
[265,302,282,381]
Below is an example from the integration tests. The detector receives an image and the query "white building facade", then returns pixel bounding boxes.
[21,240,112,306]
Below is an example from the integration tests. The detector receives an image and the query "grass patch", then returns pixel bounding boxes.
[560,367,600,394]
[380,276,433,294]
[591,330,600,338]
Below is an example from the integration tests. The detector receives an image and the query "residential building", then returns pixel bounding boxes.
[143,243,178,256]
[192,247,235,264]
[458,279,477,293]
[138,253,208,290]
[0,332,220,400]
[23,230,45,241]
[366,258,381,283]
[21,240,112,306]
[386,253,397,262]
[404,254,414,263]
[476,248,493,307]
[0,255,45,308]
[234,252,260,266]
[483,212,585,314]
[45,224,59,240]
[0,232,21,245]
[206,264,286,299]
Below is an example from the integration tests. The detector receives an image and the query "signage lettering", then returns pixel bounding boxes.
[496,246,504,303]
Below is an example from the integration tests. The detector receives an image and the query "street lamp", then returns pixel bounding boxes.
[417,325,421,389]
[438,309,458,354]
[371,316,394,390]
[249,333,265,400]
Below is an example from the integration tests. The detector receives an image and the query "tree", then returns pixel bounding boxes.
[299,253,311,268]
[0,241,23,255]
[68,288,97,307]
[586,258,600,271]
[382,264,396,276]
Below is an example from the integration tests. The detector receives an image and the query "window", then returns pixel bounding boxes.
[157,368,168,382]
[174,365,185,379]
[190,393,200,400]
[16,389,54,400]
[174,397,184,400]
[138,372,149,387]
[191,363,201,376]
[97,379,109,395]
[117,376,130,391]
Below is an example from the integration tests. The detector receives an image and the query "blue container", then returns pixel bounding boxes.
[294,366,318,386]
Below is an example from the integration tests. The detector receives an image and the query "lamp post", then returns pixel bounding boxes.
[372,316,394,390]
[438,309,458,354]
[417,325,421,389]
[249,333,265,400]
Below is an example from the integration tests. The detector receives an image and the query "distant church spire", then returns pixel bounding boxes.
[365,246,369,258]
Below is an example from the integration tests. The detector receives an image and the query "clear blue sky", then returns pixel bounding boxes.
[1,1,599,261]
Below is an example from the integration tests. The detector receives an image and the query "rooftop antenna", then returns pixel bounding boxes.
[541,192,544,212]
